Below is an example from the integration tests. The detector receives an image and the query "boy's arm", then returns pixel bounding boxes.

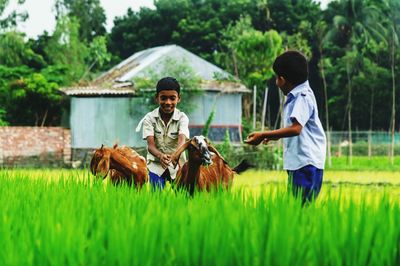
[142,116,171,169]
[178,134,187,147]
[146,136,171,169]
[245,119,303,145]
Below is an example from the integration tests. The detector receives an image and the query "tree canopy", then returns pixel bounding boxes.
[0,0,398,131]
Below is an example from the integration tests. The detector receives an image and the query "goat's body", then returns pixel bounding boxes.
[172,136,251,195]
[90,145,148,188]
[176,154,235,193]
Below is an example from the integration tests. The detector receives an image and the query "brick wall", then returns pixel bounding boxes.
[0,127,71,168]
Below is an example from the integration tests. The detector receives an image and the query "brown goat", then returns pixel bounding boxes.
[90,144,148,187]
[171,136,250,195]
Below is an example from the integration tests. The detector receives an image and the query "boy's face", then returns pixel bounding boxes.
[156,90,180,114]
[275,76,291,95]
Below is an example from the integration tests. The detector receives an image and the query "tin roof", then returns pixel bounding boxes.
[60,45,250,96]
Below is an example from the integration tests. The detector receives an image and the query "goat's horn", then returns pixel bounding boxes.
[207,143,227,164]
[171,139,192,167]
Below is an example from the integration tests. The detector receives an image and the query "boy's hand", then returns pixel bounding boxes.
[159,153,171,169]
[262,137,279,145]
[244,132,265,146]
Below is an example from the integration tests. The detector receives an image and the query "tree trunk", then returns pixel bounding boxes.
[40,109,48,127]
[261,87,268,131]
[368,86,374,159]
[319,50,331,167]
[253,85,257,130]
[390,31,396,165]
[346,62,353,166]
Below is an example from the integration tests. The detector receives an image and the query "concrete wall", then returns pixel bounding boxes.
[0,127,71,167]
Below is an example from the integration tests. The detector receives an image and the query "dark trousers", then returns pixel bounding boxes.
[149,170,172,190]
[287,165,323,204]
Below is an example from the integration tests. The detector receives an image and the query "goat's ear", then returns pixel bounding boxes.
[96,154,111,179]
[113,143,118,149]
[90,152,99,175]
[207,143,227,164]
[171,139,192,167]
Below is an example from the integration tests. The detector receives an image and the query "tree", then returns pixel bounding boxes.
[0,31,45,67]
[0,65,65,126]
[383,0,400,165]
[216,16,282,119]
[55,0,106,43]
[44,16,88,83]
[326,0,386,164]
[315,21,332,166]
[108,0,259,63]
[0,0,27,30]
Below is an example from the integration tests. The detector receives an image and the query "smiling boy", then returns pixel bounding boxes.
[140,77,189,190]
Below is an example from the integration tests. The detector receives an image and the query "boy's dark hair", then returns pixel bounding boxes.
[156,77,180,95]
[272,50,308,86]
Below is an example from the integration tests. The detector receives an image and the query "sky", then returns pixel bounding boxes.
[4,0,331,39]
[4,0,155,38]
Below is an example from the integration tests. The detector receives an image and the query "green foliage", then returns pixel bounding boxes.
[331,142,400,157]
[87,36,111,68]
[55,0,106,42]
[44,16,88,83]
[0,0,27,30]
[217,129,232,157]
[328,156,400,171]
[216,16,283,85]
[0,0,399,131]
[109,0,259,61]
[201,107,215,137]
[0,108,8,126]
[0,31,45,67]
[0,65,64,126]
[215,142,278,170]
[133,57,202,114]
[2,169,400,265]
[281,21,313,59]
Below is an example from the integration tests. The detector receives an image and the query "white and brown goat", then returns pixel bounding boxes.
[171,136,250,195]
[90,144,148,188]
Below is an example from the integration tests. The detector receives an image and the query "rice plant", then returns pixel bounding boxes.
[0,169,399,266]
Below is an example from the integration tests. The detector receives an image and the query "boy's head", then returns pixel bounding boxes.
[155,77,181,114]
[272,50,308,95]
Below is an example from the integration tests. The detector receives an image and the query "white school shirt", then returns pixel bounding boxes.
[283,81,326,170]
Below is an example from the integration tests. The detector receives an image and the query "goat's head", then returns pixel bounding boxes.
[172,136,225,167]
[90,145,112,179]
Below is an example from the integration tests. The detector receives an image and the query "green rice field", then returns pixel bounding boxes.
[1,168,400,265]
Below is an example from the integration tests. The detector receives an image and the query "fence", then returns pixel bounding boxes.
[328,131,400,157]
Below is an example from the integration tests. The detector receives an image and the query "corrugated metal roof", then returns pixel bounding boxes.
[60,82,135,96]
[94,45,234,83]
[200,80,250,93]
[60,44,250,96]
[61,81,249,96]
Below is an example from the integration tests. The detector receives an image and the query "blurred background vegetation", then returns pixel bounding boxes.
[0,0,399,137]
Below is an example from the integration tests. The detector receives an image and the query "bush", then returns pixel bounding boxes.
[331,142,400,156]
[213,130,279,169]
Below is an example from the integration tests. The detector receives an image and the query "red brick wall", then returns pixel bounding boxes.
[0,127,71,167]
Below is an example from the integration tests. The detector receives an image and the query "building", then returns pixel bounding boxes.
[60,45,249,160]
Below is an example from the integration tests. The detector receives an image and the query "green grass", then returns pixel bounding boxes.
[1,169,400,265]
[327,156,400,171]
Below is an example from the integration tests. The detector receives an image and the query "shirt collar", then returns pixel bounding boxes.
[287,81,309,98]
[152,107,180,121]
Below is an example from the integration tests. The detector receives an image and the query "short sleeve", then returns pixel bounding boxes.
[178,113,190,139]
[289,95,313,127]
[142,116,154,140]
